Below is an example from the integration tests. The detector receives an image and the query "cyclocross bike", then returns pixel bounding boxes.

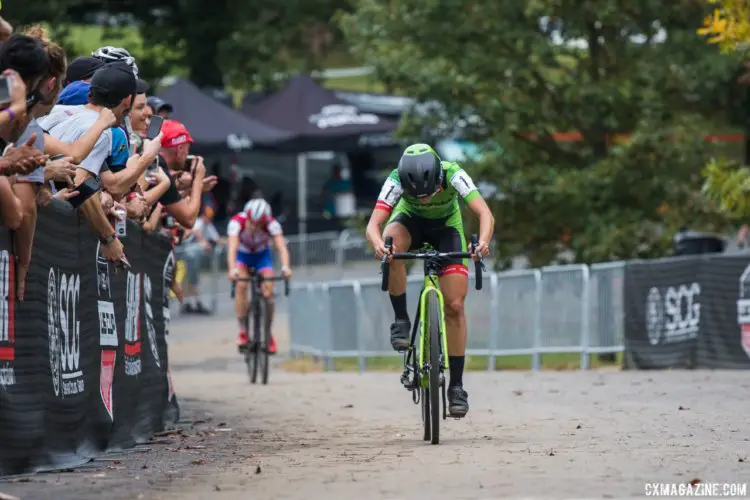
[380,234,484,445]
[230,270,290,385]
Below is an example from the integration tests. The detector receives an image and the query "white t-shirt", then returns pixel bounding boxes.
[13,119,45,184]
[39,105,112,176]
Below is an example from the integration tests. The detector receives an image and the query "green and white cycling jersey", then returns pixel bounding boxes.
[375,161,481,219]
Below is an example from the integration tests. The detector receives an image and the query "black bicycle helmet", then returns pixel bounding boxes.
[397,143,443,198]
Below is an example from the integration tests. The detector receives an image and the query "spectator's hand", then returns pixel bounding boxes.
[96,107,117,128]
[146,166,168,186]
[43,156,76,186]
[143,133,163,158]
[100,191,114,214]
[124,193,148,219]
[111,201,127,220]
[101,237,125,263]
[202,175,218,193]
[175,171,192,191]
[3,69,26,113]
[36,186,53,207]
[193,156,206,179]
[54,187,80,202]
[4,134,47,175]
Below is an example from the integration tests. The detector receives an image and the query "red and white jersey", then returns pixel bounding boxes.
[227,212,282,253]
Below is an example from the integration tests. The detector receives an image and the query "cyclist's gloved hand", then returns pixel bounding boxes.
[472,240,490,259]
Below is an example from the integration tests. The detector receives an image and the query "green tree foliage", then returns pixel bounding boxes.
[341,0,739,266]
[2,0,350,88]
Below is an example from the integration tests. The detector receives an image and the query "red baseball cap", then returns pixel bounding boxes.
[160,119,194,148]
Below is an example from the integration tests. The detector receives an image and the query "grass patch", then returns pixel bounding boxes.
[281,352,622,373]
[323,74,385,92]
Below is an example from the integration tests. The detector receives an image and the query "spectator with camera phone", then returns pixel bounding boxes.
[151,119,217,230]
[39,62,138,266]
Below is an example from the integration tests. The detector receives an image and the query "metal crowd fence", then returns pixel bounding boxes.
[288,262,625,372]
[169,230,371,313]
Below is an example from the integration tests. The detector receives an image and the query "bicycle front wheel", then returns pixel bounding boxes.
[248,299,262,384]
[426,289,442,445]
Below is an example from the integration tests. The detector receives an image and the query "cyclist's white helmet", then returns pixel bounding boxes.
[244,199,271,222]
[92,46,139,78]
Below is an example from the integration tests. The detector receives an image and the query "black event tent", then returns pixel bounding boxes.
[243,74,400,250]
[243,74,398,152]
[156,79,292,151]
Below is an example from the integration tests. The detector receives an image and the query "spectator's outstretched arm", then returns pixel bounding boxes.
[43,109,116,164]
[102,133,162,196]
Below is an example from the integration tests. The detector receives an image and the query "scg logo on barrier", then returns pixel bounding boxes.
[47,268,84,397]
[645,283,701,345]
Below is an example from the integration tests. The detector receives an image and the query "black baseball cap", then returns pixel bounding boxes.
[65,56,105,84]
[147,96,173,113]
[136,78,150,94]
[90,61,137,103]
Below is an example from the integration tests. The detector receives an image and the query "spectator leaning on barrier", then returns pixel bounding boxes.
[14,27,81,299]
[0,33,53,300]
[0,70,42,230]
[50,59,156,200]
[39,62,139,264]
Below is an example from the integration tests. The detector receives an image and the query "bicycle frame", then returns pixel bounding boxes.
[415,271,448,389]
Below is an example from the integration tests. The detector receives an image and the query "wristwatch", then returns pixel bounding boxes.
[100,233,118,245]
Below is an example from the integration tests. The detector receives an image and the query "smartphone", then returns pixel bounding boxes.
[184,154,196,171]
[26,91,41,112]
[147,115,164,140]
[0,76,10,104]
[67,177,101,209]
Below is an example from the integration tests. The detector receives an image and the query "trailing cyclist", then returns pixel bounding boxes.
[227,198,293,354]
[365,144,494,418]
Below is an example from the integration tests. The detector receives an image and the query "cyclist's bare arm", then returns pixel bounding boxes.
[271,233,291,272]
[226,234,240,277]
[367,176,403,258]
[466,196,494,256]
[366,209,392,258]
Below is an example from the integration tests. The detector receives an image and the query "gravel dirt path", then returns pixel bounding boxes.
[2,312,749,500]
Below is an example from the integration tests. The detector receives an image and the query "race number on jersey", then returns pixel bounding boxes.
[377,177,403,208]
[449,169,478,199]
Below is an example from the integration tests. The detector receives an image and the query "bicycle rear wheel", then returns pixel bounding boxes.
[426,289,442,445]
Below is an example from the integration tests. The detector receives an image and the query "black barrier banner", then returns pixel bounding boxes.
[0,201,179,475]
[624,254,750,370]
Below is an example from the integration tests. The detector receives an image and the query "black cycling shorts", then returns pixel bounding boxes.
[387,211,469,276]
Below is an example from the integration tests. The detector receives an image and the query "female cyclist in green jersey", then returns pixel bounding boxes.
[365,143,494,417]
